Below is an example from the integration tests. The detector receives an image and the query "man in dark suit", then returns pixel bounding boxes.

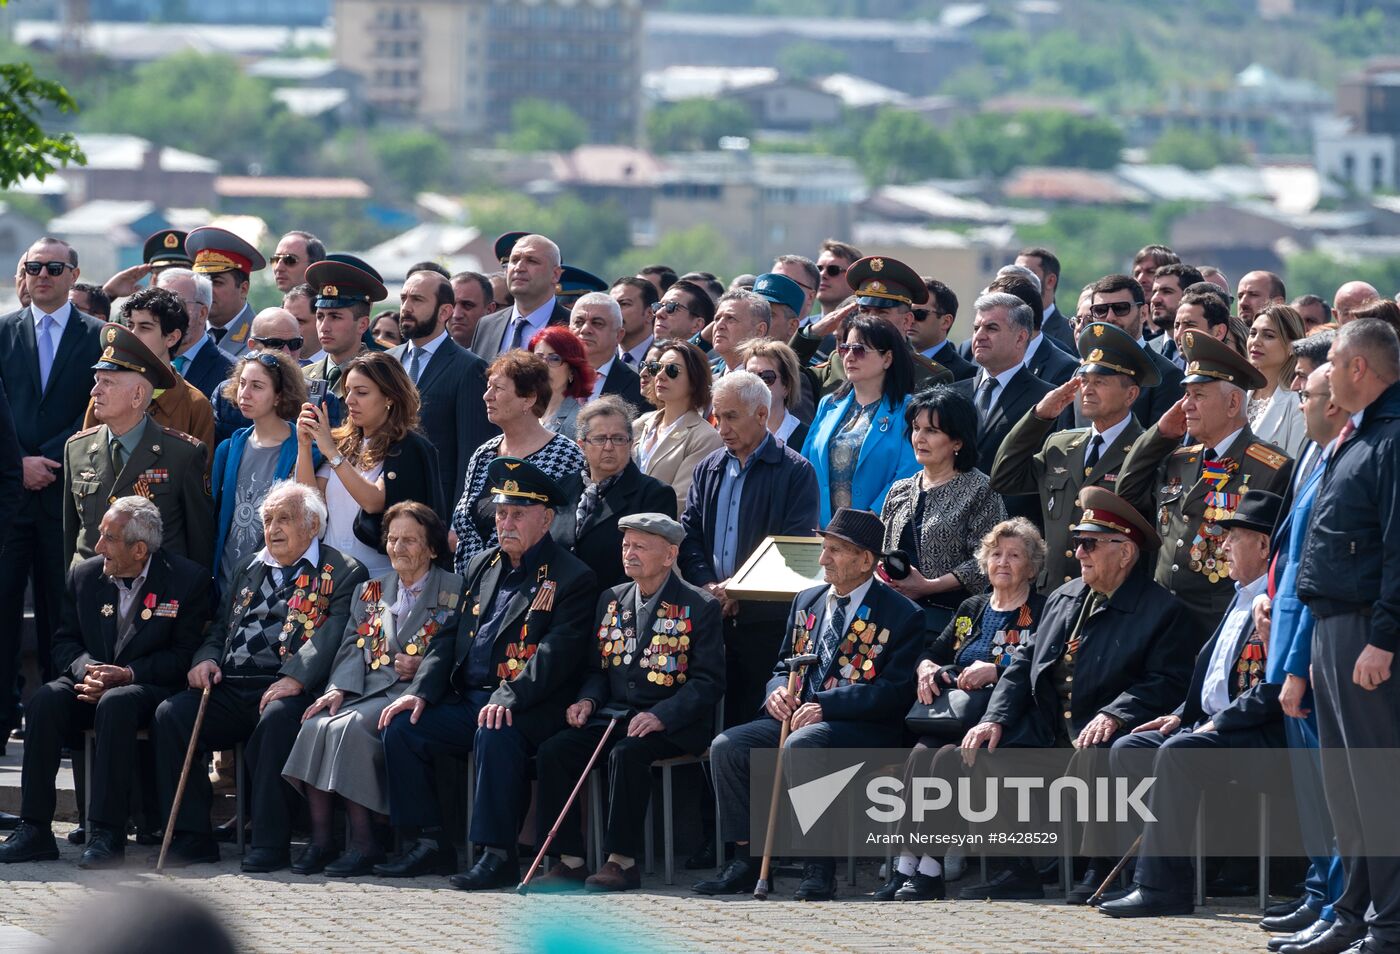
[0,498,210,868]
[694,508,922,900]
[0,236,105,737]
[1087,274,1184,426]
[552,397,675,589]
[470,234,571,362]
[1015,247,1078,353]
[991,273,1078,387]
[376,458,597,888]
[158,268,235,402]
[910,278,975,382]
[389,269,494,520]
[532,513,723,892]
[569,292,645,408]
[1143,263,1204,369]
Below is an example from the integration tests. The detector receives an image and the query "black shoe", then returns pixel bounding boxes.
[0,812,20,832]
[372,839,456,878]
[290,843,338,876]
[447,851,519,891]
[1099,885,1195,918]
[66,826,86,845]
[894,872,946,901]
[1264,903,1323,934]
[1268,895,1310,917]
[0,822,58,863]
[684,840,717,871]
[149,834,219,868]
[872,868,907,901]
[240,846,290,873]
[793,860,836,901]
[1092,886,1132,907]
[213,818,251,844]
[134,829,161,846]
[1272,921,1333,952]
[959,864,1044,901]
[692,856,757,895]
[1278,923,1368,954]
[324,848,384,878]
[78,828,125,870]
[1207,875,1257,897]
[1066,861,1114,906]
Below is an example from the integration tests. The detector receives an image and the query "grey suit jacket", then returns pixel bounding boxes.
[469,299,572,363]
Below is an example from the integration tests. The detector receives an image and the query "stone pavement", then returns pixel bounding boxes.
[0,831,1278,954]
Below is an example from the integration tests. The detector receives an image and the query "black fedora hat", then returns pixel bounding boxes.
[817,508,885,557]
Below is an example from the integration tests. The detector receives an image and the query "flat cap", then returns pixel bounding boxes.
[617,512,685,545]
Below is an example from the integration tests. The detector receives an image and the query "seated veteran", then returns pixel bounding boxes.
[375,458,597,887]
[151,481,366,871]
[64,322,214,570]
[550,395,676,588]
[0,497,210,868]
[530,513,723,892]
[1101,490,1285,920]
[694,508,922,902]
[956,488,1196,902]
[874,517,1048,902]
[283,502,464,877]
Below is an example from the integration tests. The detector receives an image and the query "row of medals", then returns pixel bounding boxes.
[599,604,691,686]
[836,614,886,682]
[1191,495,1238,584]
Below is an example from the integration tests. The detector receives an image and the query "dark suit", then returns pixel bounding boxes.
[1041,304,1077,354]
[0,304,104,722]
[1146,333,1183,370]
[469,299,571,364]
[954,366,1054,523]
[180,338,235,403]
[923,340,976,382]
[388,336,495,521]
[23,550,209,830]
[1132,346,1185,428]
[551,461,676,589]
[1025,336,1079,386]
[598,358,645,410]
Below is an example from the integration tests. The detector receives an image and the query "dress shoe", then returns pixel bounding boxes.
[793,860,836,901]
[0,812,20,831]
[958,864,1044,901]
[372,839,457,878]
[871,868,907,901]
[894,872,945,901]
[1271,921,1333,952]
[1092,886,1131,907]
[1268,895,1310,917]
[1099,885,1194,918]
[134,829,161,846]
[1066,862,1114,906]
[78,828,125,870]
[692,857,757,895]
[0,822,58,863]
[290,843,338,876]
[448,851,519,891]
[1263,903,1323,934]
[240,846,290,873]
[148,834,218,867]
[213,818,251,844]
[526,860,590,893]
[324,848,385,878]
[1278,923,1367,954]
[66,826,86,845]
[585,860,641,892]
[684,840,717,870]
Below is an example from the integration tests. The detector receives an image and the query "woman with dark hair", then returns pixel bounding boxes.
[212,351,312,598]
[741,338,808,452]
[295,351,442,579]
[530,325,595,436]
[879,385,1006,635]
[284,502,464,876]
[802,314,919,525]
[632,338,722,510]
[449,351,585,568]
[1246,303,1307,457]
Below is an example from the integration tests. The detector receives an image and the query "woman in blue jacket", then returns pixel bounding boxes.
[803,314,920,526]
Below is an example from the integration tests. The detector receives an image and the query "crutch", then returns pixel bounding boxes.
[157,685,212,871]
[1086,834,1143,906]
[754,652,820,900]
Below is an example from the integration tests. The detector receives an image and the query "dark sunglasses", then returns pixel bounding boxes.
[650,300,691,316]
[1090,301,1137,318]
[251,336,304,352]
[641,361,682,379]
[1071,534,1128,552]
[269,254,300,266]
[754,369,779,386]
[23,261,74,277]
[837,343,886,359]
[249,352,285,377]
[819,264,846,277]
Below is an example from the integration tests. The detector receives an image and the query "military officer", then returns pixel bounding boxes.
[99,229,193,301]
[302,254,386,427]
[1116,330,1294,638]
[185,226,266,358]
[63,323,213,570]
[530,513,724,892]
[990,321,1156,592]
[375,458,598,887]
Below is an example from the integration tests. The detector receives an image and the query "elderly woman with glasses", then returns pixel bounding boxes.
[529,325,595,437]
[632,338,722,510]
[741,338,809,452]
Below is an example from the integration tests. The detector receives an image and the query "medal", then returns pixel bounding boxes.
[405,644,418,656]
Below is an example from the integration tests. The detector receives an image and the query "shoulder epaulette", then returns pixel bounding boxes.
[1245,442,1288,470]
[160,425,204,447]
[69,425,102,441]
[1173,443,1204,456]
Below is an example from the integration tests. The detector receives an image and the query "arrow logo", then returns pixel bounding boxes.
[787,762,865,835]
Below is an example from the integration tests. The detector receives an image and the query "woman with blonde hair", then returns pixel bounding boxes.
[1246,303,1307,457]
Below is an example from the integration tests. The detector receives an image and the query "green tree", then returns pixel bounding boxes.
[1147,127,1249,171]
[777,41,848,81]
[502,99,588,152]
[858,107,958,185]
[607,225,742,285]
[462,191,629,275]
[1020,112,1125,170]
[1284,251,1400,301]
[372,130,452,197]
[646,99,755,152]
[0,63,85,188]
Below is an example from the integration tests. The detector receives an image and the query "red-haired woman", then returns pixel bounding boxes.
[530,326,596,437]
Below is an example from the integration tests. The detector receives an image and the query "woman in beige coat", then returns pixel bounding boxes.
[632,338,722,510]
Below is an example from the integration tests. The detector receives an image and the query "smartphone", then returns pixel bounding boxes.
[307,379,328,406]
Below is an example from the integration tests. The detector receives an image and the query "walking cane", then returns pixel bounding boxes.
[517,713,622,894]
[157,685,212,872]
[1086,834,1143,906]
[754,652,820,901]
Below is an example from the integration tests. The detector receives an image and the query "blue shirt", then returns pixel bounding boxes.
[464,536,549,687]
[712,433,772,580]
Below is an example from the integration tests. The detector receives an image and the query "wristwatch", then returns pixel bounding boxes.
[328,453,345,469]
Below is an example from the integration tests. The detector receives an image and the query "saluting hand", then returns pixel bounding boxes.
[807,299,857,340]
[1157,397,1189,440]
[1034,377,1081,421]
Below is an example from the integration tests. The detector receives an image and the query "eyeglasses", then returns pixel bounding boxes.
[837,343,886,359]
[1071,534,1129,552]
[582,435,631,447]
[250,352,283,373]
[269,254,300,266]
[251,336,303,352]
[22,261,74,277]
[819,264,846,278]
[754,369,779,386]
[536,352,565,366]
[650,300,692,316]
[1089,301,1137,318]
[641,361,682,379]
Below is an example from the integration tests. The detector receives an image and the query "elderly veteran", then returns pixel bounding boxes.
[0,497,210,869]
[150,481,367,871]
[529,513,723,892]
[957,488,1195,901]
[694,508,922,901]
[375,458,597,888]
[282,502,463,877]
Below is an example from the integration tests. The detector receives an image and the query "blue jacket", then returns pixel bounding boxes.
[802,390,919,527]
[1270,457,1327,685]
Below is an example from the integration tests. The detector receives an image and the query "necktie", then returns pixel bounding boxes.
[325,364,342,394]
[408,347,424,384]
[814,595,851,694]
[1336,419,1356,450]
[511,316,529,351]
[1203,448,1218,462]
[172,354,188,375]
[37,315,55,392]
[974,376,998,418]
[1084,434,1104,472]
[110,437,125,474]
[210,326,226,345]
[621,351,636,366]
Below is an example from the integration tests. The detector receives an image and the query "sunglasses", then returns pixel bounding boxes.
[641,361,682,379]
[1089,301,1137,318]
[249,352,284,375]
[537,352,565,366]
[837,343,886,359]
[251,336,304,352]
[1071,534,1129,552]
[269,254,300,266]
[650,300,692,316]
[754,369,779,386]
[582,435,631,447]
[819,264,846,277]
[23,261,74,277]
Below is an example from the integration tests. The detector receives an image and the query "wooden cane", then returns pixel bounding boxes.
[754,653,818,900]
[1086,834,1143,906]
[157,685,212,872]
[517,716,621,894]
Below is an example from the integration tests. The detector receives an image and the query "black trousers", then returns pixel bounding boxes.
[20,676,169,829]
[534,720,685,860]
[722,610,785,730]
[0,511,66,725]
[153,681,311,850]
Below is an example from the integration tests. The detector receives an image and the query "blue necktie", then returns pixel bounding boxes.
[408,346,424,384]
[813,595,850,697]
[37,315,55,392]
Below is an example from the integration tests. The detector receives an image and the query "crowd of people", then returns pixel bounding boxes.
[0,224,1397,951]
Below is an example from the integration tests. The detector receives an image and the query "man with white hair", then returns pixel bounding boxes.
[1333,280,1381,324]
[0,497,211,868]
[159,267,232,402]
[151,480,366,871]
[570,291,644,406]
[470,234,570,362]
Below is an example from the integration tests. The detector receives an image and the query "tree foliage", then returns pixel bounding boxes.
[858,108,958,185]
[954,111,1125,178]
[0,63,85,188]
[1285,251,1400,301]
[501,99,589,152]
[607,225,742,284]
[647,99,755,152]
[1147,128,1250,171]
[463,192,630,275]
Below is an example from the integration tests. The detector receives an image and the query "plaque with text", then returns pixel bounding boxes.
[724,535,825,602]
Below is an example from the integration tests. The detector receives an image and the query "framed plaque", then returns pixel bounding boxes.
[724,535,825,602]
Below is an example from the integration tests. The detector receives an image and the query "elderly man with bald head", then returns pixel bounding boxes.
[1334,280,1381,325]
[469,234,572,363]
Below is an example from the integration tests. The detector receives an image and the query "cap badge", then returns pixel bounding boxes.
[163,233,179,249]
[1088,348,1104,362]
[503,479,519,493]
[1092,324,1105,337]
[1184,331,1195,348]
[867,281,886,294]
[321,285,339,298]
[504,462,520,471]
[105,327,118,344]
[870,258,884,272]
[101,347,114,360]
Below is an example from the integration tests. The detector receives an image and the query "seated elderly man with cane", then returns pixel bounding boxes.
[0,497,210,868]
[151,481,366,871]
[693,508,923,902]
[524,512,724,893]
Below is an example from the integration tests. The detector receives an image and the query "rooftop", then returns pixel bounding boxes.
[646,12,955,42]
[550,146,665,187]
[71,134,219,174]
[215,176,370,200]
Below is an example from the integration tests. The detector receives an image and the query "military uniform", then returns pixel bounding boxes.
[83,376,215,473]
[301,254,388,424]
[186,227,266,359]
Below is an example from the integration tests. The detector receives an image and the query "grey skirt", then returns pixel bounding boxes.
[282,682,407,815]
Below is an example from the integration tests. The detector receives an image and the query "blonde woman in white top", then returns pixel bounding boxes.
[1245,303,1307,458]
[632,338,722,509]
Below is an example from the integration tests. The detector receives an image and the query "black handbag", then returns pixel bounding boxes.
[904,684,994,743]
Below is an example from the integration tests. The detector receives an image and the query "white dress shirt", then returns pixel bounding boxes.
[1200,574,1267,717]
